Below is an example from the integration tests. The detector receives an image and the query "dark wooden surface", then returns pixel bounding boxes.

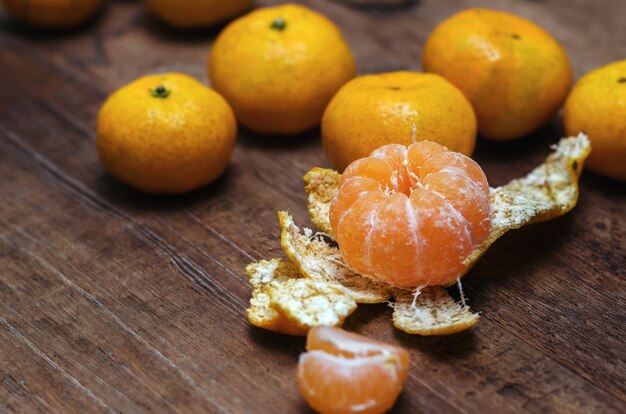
[1,0,625,412]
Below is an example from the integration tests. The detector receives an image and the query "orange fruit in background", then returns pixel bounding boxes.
[143,0,254,29]
[97,73,236,194]
[322,71,476,172]
[330,141,491,288]
[1,0,103,29]
[422,8,572,140]
[564,60,626,181]
[209,3,356,135]
[297,326,410,414]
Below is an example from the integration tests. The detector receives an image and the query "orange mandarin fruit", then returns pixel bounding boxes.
[329,141,491,288]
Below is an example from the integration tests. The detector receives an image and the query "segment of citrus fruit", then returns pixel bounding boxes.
[306,134,591,284]
[329,140,492,289]
[392,288,479,335]
[297,326,410,414]
[278,211,392,304]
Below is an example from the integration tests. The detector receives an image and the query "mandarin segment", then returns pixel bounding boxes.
[298,327,410,414]
[307,326,408,363]
[408,188,473,286]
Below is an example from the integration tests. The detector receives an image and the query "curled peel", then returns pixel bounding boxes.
[303,167,340,236]
[392,288,480,336]
[462,133,590,271]
[278,211,393,304]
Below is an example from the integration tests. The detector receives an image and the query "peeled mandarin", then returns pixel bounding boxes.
[330,141,491,288]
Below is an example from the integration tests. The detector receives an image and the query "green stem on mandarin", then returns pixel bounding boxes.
[151,85,171,99]
[270,17,287,31]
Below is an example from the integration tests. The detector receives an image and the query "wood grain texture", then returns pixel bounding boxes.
[0,0,625,412]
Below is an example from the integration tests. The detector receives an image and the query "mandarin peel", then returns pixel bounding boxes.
[303,167,340,236]
[245,258,358,336]
[392,288,480,336]
[245,259,309,336]
[278,211,393,304]
[461,133,591,273]
[245,212,476,336]
[306,134,591,284]
[268,279,357,330]
[245,134,589,336]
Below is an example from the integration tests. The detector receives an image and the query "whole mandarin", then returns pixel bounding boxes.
[209,3,356,135]
[1,0,103,29]
[422,8,572,140]
[143,0,254,29]
[97,73,237,194]
[564,60,626,181]
[322,71,477,171]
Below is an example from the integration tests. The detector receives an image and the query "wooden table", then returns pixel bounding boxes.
[1,0,624,412]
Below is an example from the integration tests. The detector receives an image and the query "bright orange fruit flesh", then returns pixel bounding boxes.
[297,327,410,414]
[329,141,491,288]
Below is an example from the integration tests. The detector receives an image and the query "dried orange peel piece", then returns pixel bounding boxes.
[392,288,480,335]
[278,211,393,304]
[246,259,357,335]
[267,279,357,332]
[462,133,590,271]
[303,167,340,236]
[246,259,309,336]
